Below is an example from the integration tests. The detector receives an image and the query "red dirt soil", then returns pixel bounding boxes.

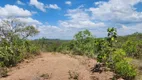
[0,52,114,80]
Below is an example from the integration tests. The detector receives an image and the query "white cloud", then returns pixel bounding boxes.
[30,0,46,12]
[36,23,108,39]
[45,4,61,10]
[35,25,64,39]
[38,1,142,39]
[0,4,32,17]
[59,7,105,28]
[18,17,41,25]
[89,0,142,24]
[59,20,105,28]
[65,1,72,6]
[35,6,107,39]
[16,0,25,5]
[1,0,141,39]
[30,0,61,11]
[34,7,107,39]
[118,24,142,36]
[94,1,105,6]
[30,0,142,39]
[0,4,40,27]
[65,8,90,21]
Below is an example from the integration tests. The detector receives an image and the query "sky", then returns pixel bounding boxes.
[0,0,142,39]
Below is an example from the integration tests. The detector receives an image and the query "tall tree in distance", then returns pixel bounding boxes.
[0,18,39,43]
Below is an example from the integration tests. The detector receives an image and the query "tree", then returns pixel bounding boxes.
[0,18,40,67]
[107,27,117,47]
[0,18,39,44]
[97,28,137,79]
[74,29,93,41]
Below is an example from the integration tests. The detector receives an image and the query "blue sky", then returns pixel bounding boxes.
[0,0,142,39]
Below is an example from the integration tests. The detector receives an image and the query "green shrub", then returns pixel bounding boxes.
[0,46,17,67]
[110,49,137,79]
[29,45,40,55]
[114,58,137,80]
[0,18,40,68]
[122,40,137,57]
[110,49,126,66]
[58,30,99,57]
[58,28,139,79]
[121,34,142,58]
[0,39,40,67]
[97,28,138,79]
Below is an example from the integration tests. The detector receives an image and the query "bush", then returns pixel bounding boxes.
[96,28,138,79]
[28,45,40,55]
[0,46,18,67]
[121,34,142,58]
[0,39,40,67]
[111,49,137,79]
[58,30,99,57]
[0,18,40,68]
[110,49,126,66]
[114,58,137,80]
[58,28,139,79]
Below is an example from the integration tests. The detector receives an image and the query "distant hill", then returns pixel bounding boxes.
[117,32,142,42]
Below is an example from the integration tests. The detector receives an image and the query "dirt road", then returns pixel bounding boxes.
[0,53,113,80]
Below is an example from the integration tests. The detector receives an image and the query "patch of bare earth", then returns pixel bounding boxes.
[0,53,114,80]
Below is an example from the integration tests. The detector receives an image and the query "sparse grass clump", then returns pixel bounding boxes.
[40,73,52,79]
[0,67,8,78]
[68,70,79,80]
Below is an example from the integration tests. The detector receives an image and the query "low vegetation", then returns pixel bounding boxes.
[0,19,40,76]
[57,28,142,80]
[68,70,79,80]
[0,18,142,80]
[40,73,52,79]
[33,37,69,52]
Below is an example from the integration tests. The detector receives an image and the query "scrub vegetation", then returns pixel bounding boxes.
[0,18,142,80]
